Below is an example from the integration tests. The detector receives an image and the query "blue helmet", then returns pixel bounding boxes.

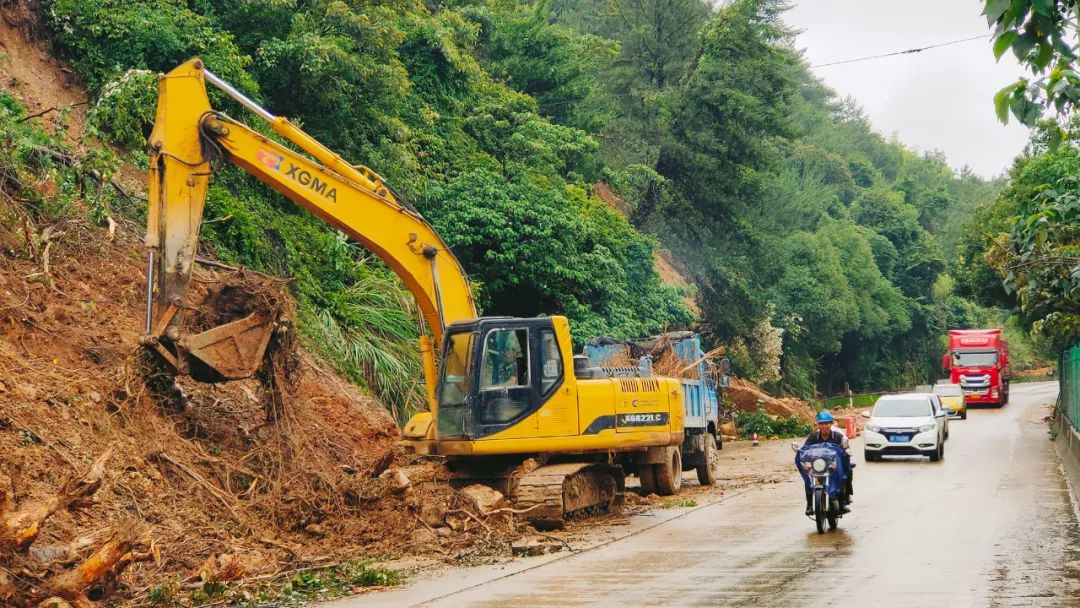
[816,410,834,424]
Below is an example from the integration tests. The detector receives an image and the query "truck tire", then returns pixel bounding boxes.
[655,447,682,495]
[696,434,719,486]
[638,465,657,495]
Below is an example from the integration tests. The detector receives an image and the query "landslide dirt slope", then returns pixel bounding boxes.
[0,15,513,606]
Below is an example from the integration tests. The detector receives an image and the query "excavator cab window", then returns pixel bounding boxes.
[436,329,475,438]
[539,329,563,396]
[480,329,529,389]
[476,329,533,428]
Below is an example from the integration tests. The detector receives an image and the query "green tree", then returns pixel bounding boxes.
[465,1,617,131]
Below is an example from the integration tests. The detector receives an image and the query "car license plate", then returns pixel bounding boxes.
[889,435,907,443]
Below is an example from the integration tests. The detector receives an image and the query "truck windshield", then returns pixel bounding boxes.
[953,350,997,367]
[874,398,931,417]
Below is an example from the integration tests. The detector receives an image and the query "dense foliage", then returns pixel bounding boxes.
[975,0,1080,352]
[956,121,1080,352]
[43,0,693,417]
[41,0,1031,407]
[547,0,1010,393]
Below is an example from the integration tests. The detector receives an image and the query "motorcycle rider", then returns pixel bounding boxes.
[801,410,853,515]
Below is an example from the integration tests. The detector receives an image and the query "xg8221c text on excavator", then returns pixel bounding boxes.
[142,59,710,528]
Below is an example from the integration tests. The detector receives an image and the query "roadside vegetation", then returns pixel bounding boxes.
[965,0,1080,354]
[734,410,814,439]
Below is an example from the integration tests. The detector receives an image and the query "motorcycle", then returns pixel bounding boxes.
[793,442,850,534]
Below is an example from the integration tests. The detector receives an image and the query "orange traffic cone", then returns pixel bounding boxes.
[751,432,760,447]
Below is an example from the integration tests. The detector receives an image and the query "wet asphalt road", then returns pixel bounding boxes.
[334,382,1080,607]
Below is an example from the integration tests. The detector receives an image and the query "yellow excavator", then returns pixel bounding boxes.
[142,59,694,528]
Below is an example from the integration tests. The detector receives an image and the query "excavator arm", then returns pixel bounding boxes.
[142,59,476,409]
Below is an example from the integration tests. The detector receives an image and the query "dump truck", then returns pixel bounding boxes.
[584,332,729,488]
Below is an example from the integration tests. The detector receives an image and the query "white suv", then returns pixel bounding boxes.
[862,393,948,462]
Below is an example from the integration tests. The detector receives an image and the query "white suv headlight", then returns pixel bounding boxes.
[918,423,935,432]
[866,424,881,433]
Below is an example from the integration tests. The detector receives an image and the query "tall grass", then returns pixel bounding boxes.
[299,258,426,424]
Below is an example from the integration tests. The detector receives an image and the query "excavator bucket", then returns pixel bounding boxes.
[184,311,276,380]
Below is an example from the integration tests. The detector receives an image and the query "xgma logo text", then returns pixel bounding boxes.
[257,149,338,202]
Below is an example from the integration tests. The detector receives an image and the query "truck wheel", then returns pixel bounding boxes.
[696,434,719,486]
[638,465,657,495]
[655,447,682,495]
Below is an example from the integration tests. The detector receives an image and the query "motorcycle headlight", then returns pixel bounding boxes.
[866,424,881,433]
[918,423,936,432]
[812,458,827,473]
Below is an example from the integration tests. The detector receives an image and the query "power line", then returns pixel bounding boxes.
[812,34,992,68]
[537,34,995,110]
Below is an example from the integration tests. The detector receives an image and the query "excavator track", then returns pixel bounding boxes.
[510,463,625,530]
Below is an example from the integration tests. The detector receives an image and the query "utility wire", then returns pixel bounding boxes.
[812,34,992,68]
[537,34,994,110]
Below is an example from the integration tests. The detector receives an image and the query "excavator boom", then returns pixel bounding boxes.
[143,59,476,405]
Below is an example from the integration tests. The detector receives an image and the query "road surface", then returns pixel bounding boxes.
[331,381,1080,607]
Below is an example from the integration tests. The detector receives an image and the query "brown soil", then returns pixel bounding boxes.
[0,210,522,601]
[0,5,86,141]
[593,182,632,216]
[726,378,816,423]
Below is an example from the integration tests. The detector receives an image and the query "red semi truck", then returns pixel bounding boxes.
[942,329,1010,407]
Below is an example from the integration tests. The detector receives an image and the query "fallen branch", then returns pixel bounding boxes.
[35,531,154,607]
[479,503,544,517]
[16,101,89,124]
[448,508,490,532]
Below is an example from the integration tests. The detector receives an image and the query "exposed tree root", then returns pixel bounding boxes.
[1,449,111,551]
[0,448,156,607]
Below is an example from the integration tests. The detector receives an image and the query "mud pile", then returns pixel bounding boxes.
[0,201,527,604]
[726,378,816,423]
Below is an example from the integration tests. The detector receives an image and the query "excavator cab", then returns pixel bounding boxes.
[436,317,566,440]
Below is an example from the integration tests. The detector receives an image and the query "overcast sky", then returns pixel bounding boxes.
[784,1,1032,178]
